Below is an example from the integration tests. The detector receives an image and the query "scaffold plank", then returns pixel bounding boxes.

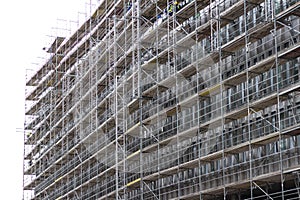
[276,1,300,20]
[200,150,223,162]
[250,92,278,110]
[279,41,300,59]
[46,37,65,53]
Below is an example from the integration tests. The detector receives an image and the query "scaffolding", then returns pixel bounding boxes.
[23,0,300,199]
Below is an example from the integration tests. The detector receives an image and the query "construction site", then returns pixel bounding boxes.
[23,0,300,199]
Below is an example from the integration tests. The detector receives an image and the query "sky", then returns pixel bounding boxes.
[0,1,94,199]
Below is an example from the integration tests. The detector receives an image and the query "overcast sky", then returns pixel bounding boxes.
[0,1,94,199]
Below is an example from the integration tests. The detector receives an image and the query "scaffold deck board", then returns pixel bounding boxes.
[220,0,244,22]
[277,1,300,20]
[279,41,300,59]
[250,93,278,110]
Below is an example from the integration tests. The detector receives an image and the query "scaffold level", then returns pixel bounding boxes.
[23,0,300,199]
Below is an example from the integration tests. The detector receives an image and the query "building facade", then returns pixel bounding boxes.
[23,0,300,199]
